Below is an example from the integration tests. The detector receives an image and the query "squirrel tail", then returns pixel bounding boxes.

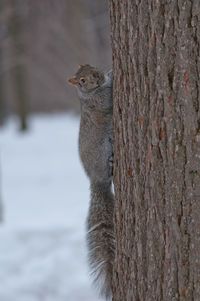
[87,181,115,300]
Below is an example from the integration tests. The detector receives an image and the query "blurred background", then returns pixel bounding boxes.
[0,1,111,300]
[0,0,111,127]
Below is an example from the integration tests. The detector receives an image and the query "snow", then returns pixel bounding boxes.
[0,114,103,301]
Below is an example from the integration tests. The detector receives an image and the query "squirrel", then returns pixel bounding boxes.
[68,64,114,300]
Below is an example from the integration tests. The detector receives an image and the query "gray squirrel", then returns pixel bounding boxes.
[68,64,114,299]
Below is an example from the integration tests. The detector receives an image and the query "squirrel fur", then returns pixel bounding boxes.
[68,64,114,299]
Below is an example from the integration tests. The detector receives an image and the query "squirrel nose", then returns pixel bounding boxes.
[67,77,79,86]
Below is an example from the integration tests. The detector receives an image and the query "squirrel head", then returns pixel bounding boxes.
[68,64,105,92]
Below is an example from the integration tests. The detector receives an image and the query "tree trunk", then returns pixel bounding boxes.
[110,1,200,300]
[0,1,6,125]
[0,46,5,126]
[10,0,28,131]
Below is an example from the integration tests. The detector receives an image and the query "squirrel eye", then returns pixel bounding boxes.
[80,78,86,83]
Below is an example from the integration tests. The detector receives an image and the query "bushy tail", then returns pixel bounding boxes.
[87,181,115,300]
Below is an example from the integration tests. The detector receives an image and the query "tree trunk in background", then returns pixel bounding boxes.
[0,2,6,125]
[110,1,200,300]
[85,0,111,68]
[0,49,5,125]
[10,0,28,131]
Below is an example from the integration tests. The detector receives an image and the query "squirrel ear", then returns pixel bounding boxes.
[92,70,99,78]
[68,77,79,86]
[78,64,83,68]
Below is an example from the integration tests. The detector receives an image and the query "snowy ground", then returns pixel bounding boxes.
[0,114,103,301]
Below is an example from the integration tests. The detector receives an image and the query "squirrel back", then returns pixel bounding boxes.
[68,65,114,299]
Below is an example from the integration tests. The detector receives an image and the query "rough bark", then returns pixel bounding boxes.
[110,1,200,300]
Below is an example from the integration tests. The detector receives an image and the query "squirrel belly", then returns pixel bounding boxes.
[68,65,114,299]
